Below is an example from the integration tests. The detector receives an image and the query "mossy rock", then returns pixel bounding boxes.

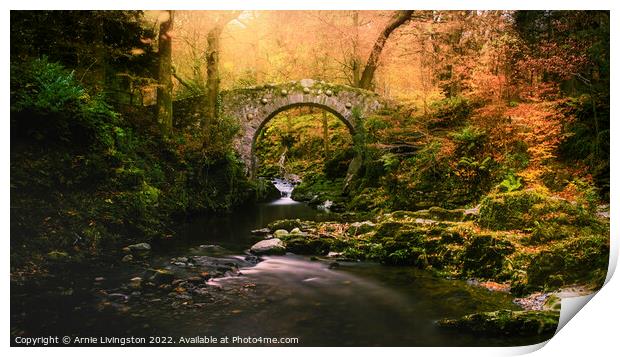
[374,221,409,238]
[250,238,286,255]
[393,228,427,244]
[273,229,289,238]
[383,247,427,266]
[427,206,466,221]
[390,210,419,220]
[268,219,302,232]
[478,189,594,231]
[526,233,609,290]
[47,250,71,262]
[438,310,559,337]
[543,294,562,311]
[526,222,573,244]
[462,234,515,278]
[283,236,331,255]
[253,178,281,202]
[346,221,376,236]
[526,250,566,289]
[428,244,465,269]
[478,190,547,230]
[440,231,464,244]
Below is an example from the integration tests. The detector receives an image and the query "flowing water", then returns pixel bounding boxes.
[11,184,554,347]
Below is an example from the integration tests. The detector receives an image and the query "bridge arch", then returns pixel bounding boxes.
[221,79,386,176]
[249,102,356,176]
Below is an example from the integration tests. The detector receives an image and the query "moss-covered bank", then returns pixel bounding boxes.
[257,189,609,296]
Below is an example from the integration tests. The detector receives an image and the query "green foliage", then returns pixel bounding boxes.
[559,94,609,198]
[324,148,355,179]
[11,10,157,104]
[429,96,473,128]
[504,141,530,171]
[290,173,345,206]
[254,110,352,179]
[201,113,241,159]
[11,57,119,150]
[498,172,523,193]
[457,156,492,171]
[451,125,487,154]
[352,107,368,157]
[10,57,255,269]
[364,115,391,141]
[11,57,85,113]
[380,153,400,172]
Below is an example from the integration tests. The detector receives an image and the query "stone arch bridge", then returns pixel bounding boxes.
[173,79,387,176]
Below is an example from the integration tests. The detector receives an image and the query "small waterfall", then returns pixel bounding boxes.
[272,178,296,199]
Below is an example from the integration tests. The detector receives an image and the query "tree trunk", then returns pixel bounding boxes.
[157,10,174,136]
[204,24,223,130]
[202,11,241,134]
[351,11,361,86]
[358,10,413,90]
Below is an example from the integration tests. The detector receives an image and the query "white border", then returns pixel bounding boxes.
[3,1,617,356]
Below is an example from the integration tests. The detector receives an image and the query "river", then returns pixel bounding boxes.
[11,180,553,347]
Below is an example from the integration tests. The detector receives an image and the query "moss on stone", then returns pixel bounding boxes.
[438,309,559,337]
[346,221,376,236]
[462,234,515,279]
[478,190,547,230]
[526,233,609,291]
[282,235,330,255]
[373,221,409,239]
[427,206,466,221]
[268,219,303,232]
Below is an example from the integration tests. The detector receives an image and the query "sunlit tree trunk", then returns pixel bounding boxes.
[157,10,174,136]
[351,11,362,87]
[204,24,222,129]
[203,11,241,136]
[358,10,413,90]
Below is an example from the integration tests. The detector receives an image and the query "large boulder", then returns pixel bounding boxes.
[250,238,286,255]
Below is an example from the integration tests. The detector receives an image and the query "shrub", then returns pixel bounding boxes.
[429,96,473,128]
[11,57,119,150]
[498,172,523,193]
[324,147,355,179]
[451,125,487,154]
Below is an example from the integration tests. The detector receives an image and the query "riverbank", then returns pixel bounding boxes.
[244,188,608,337]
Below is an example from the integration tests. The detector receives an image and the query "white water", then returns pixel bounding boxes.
[271,178,300,204]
